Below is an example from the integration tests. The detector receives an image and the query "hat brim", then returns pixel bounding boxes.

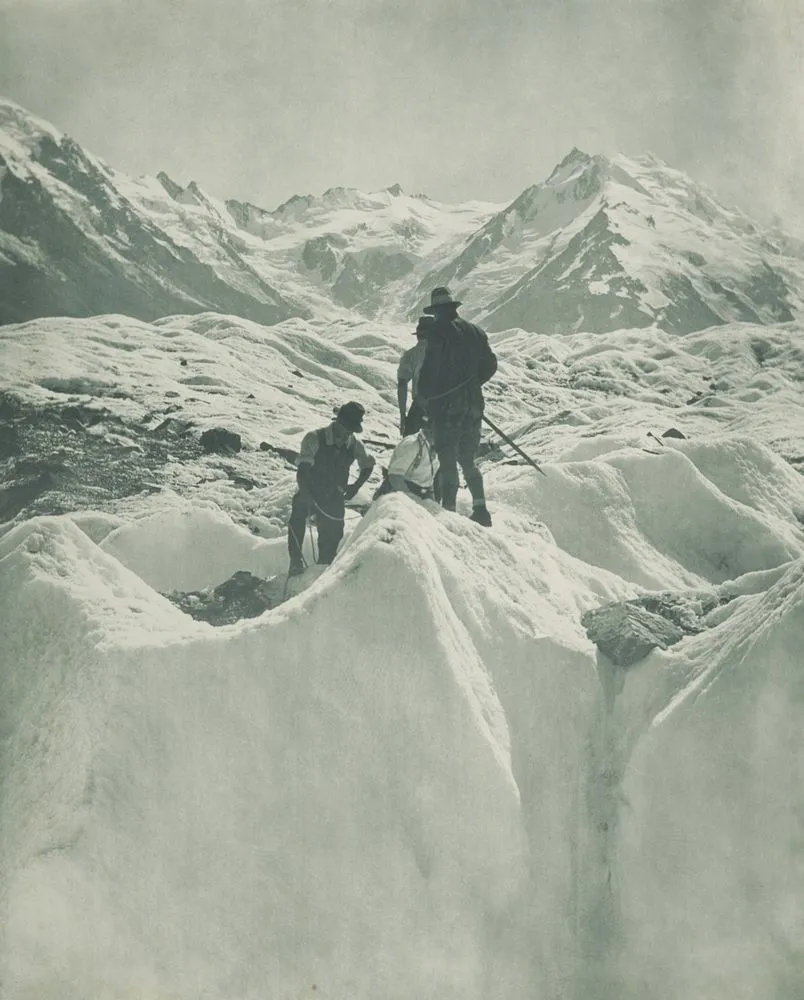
[424,300,461,313]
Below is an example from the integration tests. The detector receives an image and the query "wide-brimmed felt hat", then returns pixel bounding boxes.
[423,286,462,314]
[335,401,365,432]
[414,315,436,336]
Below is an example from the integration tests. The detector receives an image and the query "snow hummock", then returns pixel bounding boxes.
[2,303,804,997]
[0,497,608,998]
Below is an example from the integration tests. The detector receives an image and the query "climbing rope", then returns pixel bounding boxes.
[422,375,476,404]
[311,498,346,523]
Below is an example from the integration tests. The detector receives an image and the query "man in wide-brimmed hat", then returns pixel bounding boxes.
[417,286,497,526]
[397,314,435,436]
[287,401,375,575]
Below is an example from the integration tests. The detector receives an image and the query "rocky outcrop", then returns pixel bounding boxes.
[200,427,242,454]
[582,590,727,667]
[164,570,280,625]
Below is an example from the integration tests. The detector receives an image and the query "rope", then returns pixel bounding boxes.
[422,375,476,404]
[312,498,346,523]
[284,521,309,599]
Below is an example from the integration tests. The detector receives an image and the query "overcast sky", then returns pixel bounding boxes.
[1,0,802,224]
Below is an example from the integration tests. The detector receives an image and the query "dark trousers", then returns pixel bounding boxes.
[433,413,484,511]
[287,491,345,567]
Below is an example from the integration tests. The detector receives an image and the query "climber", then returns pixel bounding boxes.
[417,286,497,526]
[287,402,375,575]
[372,413,440,503]
[397,314,434,435]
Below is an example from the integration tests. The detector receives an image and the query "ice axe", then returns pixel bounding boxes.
[482,414,547,476]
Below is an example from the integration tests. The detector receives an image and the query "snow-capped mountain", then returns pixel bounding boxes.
[412,149,804,334]
[0,98,500,327]
[240,183,502,316]
[2,97,803,336]
[0,100,304,326]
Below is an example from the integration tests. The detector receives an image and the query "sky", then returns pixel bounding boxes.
[1,0,803,225]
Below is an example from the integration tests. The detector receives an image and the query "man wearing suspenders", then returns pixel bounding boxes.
[287,402,375,575]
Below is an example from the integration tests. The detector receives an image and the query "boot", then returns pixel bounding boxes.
[469,505,492,527]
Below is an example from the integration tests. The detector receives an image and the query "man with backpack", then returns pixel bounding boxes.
[287,401,375,575]
[416,287,497,526]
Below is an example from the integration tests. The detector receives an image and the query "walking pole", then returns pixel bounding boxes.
[481,414,547,476]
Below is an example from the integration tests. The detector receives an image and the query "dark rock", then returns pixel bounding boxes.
[164,570,281,626]
[151,417,194,439]
[0,457,75,521]
[662,427,687,439]
[582,603,685,668]
[0,421,20,460]
[200,427,242,454]
[60,404,106,428]
[582,589,729,668]
[180,359,188,367]
[223,468,262,490]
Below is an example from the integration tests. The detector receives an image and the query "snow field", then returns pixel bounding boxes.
[489,440,804,591]
[612,559,804,999]
[2,497,624,999]
[2,306,804,997]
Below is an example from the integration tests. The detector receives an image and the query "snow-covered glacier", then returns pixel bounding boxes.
[2,306,804,997]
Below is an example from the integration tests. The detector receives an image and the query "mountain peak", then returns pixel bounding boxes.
[546,147,595,181]
[385,183,404,197]
[157,170,184,200]
[0,97,63,156]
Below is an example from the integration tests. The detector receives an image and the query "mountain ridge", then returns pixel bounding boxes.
[1,97,802,335]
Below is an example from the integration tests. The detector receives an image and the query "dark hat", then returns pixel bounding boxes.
[423,286,462,314]
[335,401,365,432]
[414,315,436,336]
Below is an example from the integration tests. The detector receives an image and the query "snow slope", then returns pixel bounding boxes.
[0,499,615,999]
[2,460,803,997]
[3,312,804,535]
[2,304,804,996]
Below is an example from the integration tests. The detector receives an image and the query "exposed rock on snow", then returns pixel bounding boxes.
[0,390,202,521]
[164,569,279,625]
[583,601,685,666]
[199,426,242,454]
[582,590,726,667]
